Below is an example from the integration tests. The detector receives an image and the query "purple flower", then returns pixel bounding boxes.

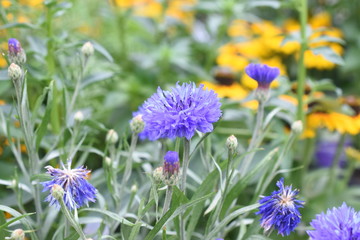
[245,63,280,89]
[42,163,97,210]
[134,82,222,140]
[8,38,26,64]
[163,151,180,178]
[257,178,304,236]
[307,202,360,240]
[8,38,22,54]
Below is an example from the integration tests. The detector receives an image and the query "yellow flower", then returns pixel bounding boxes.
[303,44,342,70]
[304,112,359,138]
[216,52,249,72]
[345,147,360,162]
[242,99,258,110]
[134,1,162,18]
[227,19,252,37]
[0,100,5,105]
[19,0,43,7]
[309,12,331,29]
[200,81,248,100]
[1,0,11,8]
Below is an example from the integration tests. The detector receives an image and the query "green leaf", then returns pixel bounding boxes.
[128,222,142,240]
[81,72,114,88]
[186,161,225,239]
[0,205,38,240]
[246,0,281,9]
[206,203,260,239]
[0,212,6,240]
[35,81,53,150]
[92,41,114,62]
[220,148,278,219]
[64,232,80,240]
[79,208,135,227]
[310,35,345,45]
[144,188,213,240]
[30,173,51,182]
[311,46,345,65]
[0,212,35,231]
[0,22,38,30]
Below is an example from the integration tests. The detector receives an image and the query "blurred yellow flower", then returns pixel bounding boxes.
[0,100,5,105]
[345,147,360,162]
[19,0,43,7]
[1,0,11,8]
[216,52,249,72]
[242,99,258,110]
[201,81,248,100]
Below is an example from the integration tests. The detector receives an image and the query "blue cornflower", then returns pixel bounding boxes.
[245,63,280,89]
[257,178,304,236]
[307,202,360,240]
[163,151,180,178]
[8,38,22,54]
[134,82,222,141]
[42,163,97,210]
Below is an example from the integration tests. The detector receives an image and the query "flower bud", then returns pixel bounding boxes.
[81,41,94,58]
[152,167,163,183]
[291,120,303,134]
[8,229,25,240]
[104,156,112,166]
[163,151,180,186]
[226,135,238,153]
[8,38,26,64]
[130,115,145,134]
[131,184,138,193]
[74,111,84,122]
[106,129,119,144]
[8,63,22,81]
[51,184,64,200]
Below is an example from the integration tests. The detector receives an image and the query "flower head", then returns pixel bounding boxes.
[42,163,97,210]
[245,63,280,89]
[8,38,22,54]
[307,202,360,240]
[8,38,26,64]
[163,151,179,178]
[135,82,222,140]
[257,178,304,236]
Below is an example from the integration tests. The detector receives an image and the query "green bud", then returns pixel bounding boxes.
[81,41,94,58]
[291,120,303,134]
[8,63,22,81]
[130,115,145,134]
[106,129,118,144]
[51,184,64,200]
[8,229,25,240]
[226,135,238,153]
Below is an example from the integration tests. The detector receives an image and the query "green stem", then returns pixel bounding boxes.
[180,138,190,240]
[162,186,173,217]
[122,132,138,183]
[296,0,308,122]
[241,100,265,176]
[58,198,87,240]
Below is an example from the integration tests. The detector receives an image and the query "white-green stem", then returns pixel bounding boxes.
[123,132,138,183]
[58,197,87,240]
[241,100,265,176]
[162,186,173,217]
[180,138,190,240]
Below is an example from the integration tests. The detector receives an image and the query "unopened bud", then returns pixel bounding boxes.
[51,184,64,200]
[8,229,25,240]
[8,38,26,64]
[81,41,94,58]
[130,115,145,134]
[163,151,180,186]
[131,184,138,192]
[106,129,118,144]
[152,167,163,183]
[74,111,84,122]
[291,120,303,134]
[8,63,22,81]
[226,135,238,153]
[104,157,112,166]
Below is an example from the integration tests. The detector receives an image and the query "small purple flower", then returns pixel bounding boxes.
[245,63,280,89]
[307,202,360,240]
[8,38,22,54]
[42,163,97,210]
[8,38,26,64]
[163,151,180,178]
[134,82,222,141]
[257,178,304,236]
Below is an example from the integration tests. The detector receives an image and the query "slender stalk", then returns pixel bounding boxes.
[58,197,87,240]
[122,132,138,183]
[241,100,265,176]
[162,186,173,217]
[180,138,190,240]
[296,0,308,122]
